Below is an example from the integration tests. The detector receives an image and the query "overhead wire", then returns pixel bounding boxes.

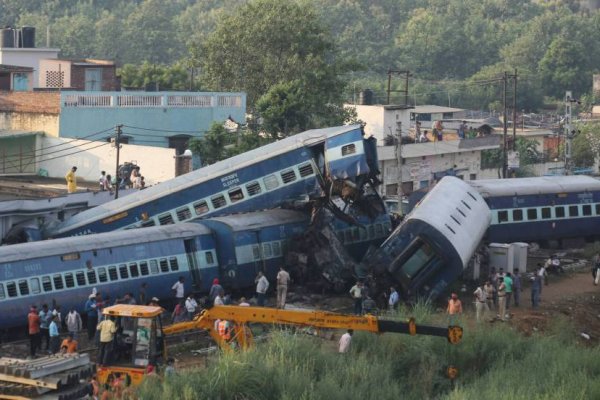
[0,126,115,160]
[122,124,206,134]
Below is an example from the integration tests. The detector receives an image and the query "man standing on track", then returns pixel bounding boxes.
[28,305,41,358]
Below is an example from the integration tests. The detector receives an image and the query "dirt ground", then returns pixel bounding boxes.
[502,270,600,345]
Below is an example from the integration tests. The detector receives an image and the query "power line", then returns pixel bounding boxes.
[123,124,206,134]
[33,142,112,164]
[0,127,115,160]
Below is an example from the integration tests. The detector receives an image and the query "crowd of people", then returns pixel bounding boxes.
[64,165,147,195]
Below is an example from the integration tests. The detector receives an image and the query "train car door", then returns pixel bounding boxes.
[184,239,202,291]
[250,230,267,276]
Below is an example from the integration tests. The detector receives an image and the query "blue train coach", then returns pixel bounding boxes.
[368,177,491,300]
[46,125,378,238]
[469,175,600,243]
[0,224,218,331]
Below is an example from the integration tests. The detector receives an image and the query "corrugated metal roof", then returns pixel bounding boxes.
[0,223,211,264]
[469,175,600,197]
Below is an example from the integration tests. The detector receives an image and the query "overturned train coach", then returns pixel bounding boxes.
[367,177,491,300]
[0,209,391,332]
[44,125,380,239]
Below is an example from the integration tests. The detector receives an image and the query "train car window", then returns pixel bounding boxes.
[541,207,552,219]
[341,144,356,156]
[42,276,52,292]
[352,227,360,241]
[0,284,4,299]
[246,181,262,196]
[527,209,538,220]
[30,278,41,294]
[596,204,600,215]
[159,259,169,273]
[228,188,244,203]
[211,195,227,209]
[205,252,214,264]
[398,240,436,279]
[298,162,314,178]
[461,200,472,210]
[98,267,108,282]
[555,206,565,218]
[53,274,64,290]
[263,243,272,257]
[149,260,159,274]
[497,211,508,223]
[139,262,149,276]
[360,228,368,240]
[87,270,97,284]
[158,213,174,225]
[263,174,279,191]
[129,263,140,277]
[368,225,375,239]
[194,201,209,216]
[280,169,297,184]
[512,209,523,221]
[583,204,592,216]
[252,245,261,260]
[64,273,75,288]
[141,219,155,227]
[272,242,281,256]
[109,267,118,281]
[375,224,384,236]
[569,205,579,217]
[169,258,179,271]
[76,271,86,286]
[345,230,353,243]
[18,280,29,296]
[176,207,192,221]
[119,264,129,279]
[6,282,17,297]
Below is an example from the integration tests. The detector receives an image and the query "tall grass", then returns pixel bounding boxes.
[136,312,600,400]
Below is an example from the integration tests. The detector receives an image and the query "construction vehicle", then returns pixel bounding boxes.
[96,304,463,387]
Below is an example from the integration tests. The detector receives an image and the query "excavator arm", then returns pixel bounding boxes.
[163,306,462,352]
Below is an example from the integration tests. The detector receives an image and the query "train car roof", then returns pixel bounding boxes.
[469,175,600,197]
[0,223,211,264]
[203,209,308,231]
[51,125,360,234]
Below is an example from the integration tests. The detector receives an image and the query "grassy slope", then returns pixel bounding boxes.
[137,308,600,400]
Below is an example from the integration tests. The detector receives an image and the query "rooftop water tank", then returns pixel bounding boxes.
[0,28,14,48]
[21,26,35,48]
[359,89,374,105]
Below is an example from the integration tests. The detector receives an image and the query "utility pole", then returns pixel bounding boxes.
[512,69,517,150]
[394,123,403,214]
[114,124,123,199]
[502,71,508,178]
[564,91,578,175]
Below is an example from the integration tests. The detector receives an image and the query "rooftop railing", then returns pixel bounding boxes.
[62,92,244,109]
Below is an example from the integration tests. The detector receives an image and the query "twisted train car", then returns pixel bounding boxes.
[45,125,379,238]
[469,175,600,243]
[368,177,491,300]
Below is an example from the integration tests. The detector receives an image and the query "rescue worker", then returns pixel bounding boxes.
[97,316,117,366]
[65,166,78,193]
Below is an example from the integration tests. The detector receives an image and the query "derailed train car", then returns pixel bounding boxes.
[367,177,491,300]
[44,125,380,238]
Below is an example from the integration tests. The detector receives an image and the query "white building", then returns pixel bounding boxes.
[0,47,59,87]
[346,103,466,144]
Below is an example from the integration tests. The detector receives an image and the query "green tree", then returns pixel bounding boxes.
[573,122,600,168]
[199,0,348,108]
[119,61,189,90]
[188,122,233,166]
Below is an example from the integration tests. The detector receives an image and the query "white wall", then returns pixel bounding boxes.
[0,48,60,87]
[346,105,385,143]
[38,138,176,185]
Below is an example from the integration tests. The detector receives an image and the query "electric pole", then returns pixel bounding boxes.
[512,69,517,150]
[502,71,508,178]
[114,124,123,199]
[564,91,577,175]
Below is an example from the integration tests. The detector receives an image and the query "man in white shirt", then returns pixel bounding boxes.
[185,295,198,319]
[338,329,353,353]
[255,271,269,307]
[171,277,185,302]
[388,287,399,311]
[276,266,291,309]
[473,283,489,323]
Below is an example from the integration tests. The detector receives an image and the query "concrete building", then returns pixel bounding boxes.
[346,103,466,144]
[0,64,34,91]
[0,35,59,88]
[38,59,119,91]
